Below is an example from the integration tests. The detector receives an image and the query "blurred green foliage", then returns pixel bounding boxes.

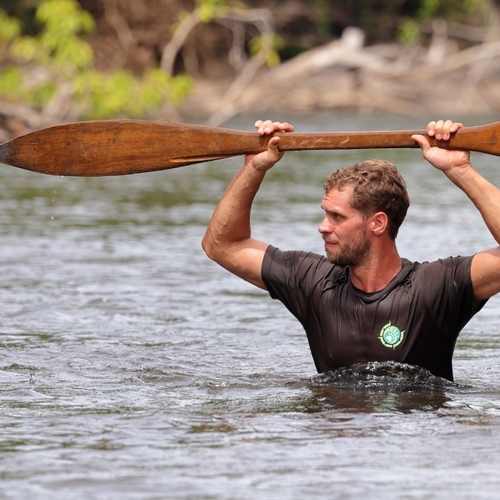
[192,0,283,69]
[0,0,192,119]
[196,0,230,23]
[0,0,491,120]
[398,0,484,43]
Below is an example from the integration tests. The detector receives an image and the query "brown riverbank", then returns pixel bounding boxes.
[179,28,500,125]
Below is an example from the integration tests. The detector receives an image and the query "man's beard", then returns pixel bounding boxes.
[325,236,371,267]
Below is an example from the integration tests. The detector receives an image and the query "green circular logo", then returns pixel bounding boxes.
[379,322,404,349]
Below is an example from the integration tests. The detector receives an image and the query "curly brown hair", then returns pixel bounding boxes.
[324,160,410,240]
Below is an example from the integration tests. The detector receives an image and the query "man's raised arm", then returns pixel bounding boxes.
[202,120,294,290]
[413,119,500,301]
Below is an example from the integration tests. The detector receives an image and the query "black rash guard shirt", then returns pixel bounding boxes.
[262,245,487,381]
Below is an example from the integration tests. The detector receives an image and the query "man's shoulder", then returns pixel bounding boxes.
[263,245,344,281]
[264,245,333,269]
[407,255,474,273]
[265,244,324,261]
[403,255,475,290]
[261,245,347,303]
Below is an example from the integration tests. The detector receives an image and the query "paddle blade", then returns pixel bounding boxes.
[0,120,265,176]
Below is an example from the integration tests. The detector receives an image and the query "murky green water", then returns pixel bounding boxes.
[1,113,500,499]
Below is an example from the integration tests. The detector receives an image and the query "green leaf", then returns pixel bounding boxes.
[36,0,95,35]
[397,19,420,44]
[0,66,23,95]
[167,74,193,105]
[0,9,22,42]
[10,36,44,62]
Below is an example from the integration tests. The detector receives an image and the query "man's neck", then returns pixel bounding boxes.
[349,247,402,293]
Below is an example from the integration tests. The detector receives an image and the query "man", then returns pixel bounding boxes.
[202,119,500,381]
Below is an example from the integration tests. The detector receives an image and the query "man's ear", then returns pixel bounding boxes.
[369,212,389,236]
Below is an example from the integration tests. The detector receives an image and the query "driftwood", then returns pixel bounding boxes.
[180,21,500,125]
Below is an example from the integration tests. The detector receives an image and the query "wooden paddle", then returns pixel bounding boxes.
[0,119,499,177]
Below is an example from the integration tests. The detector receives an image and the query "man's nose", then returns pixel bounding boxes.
[318,217,332,234]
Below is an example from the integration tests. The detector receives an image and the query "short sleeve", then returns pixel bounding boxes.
[422,256,487,338]
[262,245,338,323]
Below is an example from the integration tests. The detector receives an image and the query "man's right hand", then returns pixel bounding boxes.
[245,120,294,172]
[412,120,471,174]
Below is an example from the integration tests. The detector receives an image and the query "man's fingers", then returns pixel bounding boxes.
[427,119,463,141]
[412,134,430,155]
[267,136,282,160]
[255,120,279,134]
[450,122,463,133]
[254,120,294,135]
[426,121,437,137]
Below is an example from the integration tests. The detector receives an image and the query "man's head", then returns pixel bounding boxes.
[323,160,410,240]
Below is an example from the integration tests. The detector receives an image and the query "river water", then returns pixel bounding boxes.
[1,113,500,499]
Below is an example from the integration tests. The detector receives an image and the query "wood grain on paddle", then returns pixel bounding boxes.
[0,120,499,177]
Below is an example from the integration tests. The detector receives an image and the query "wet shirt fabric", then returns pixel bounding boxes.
[262,245,487,381]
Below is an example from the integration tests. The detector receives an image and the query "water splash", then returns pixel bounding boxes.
[312,361,465,391]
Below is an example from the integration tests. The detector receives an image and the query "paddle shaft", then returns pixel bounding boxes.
[0,120,499,176]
